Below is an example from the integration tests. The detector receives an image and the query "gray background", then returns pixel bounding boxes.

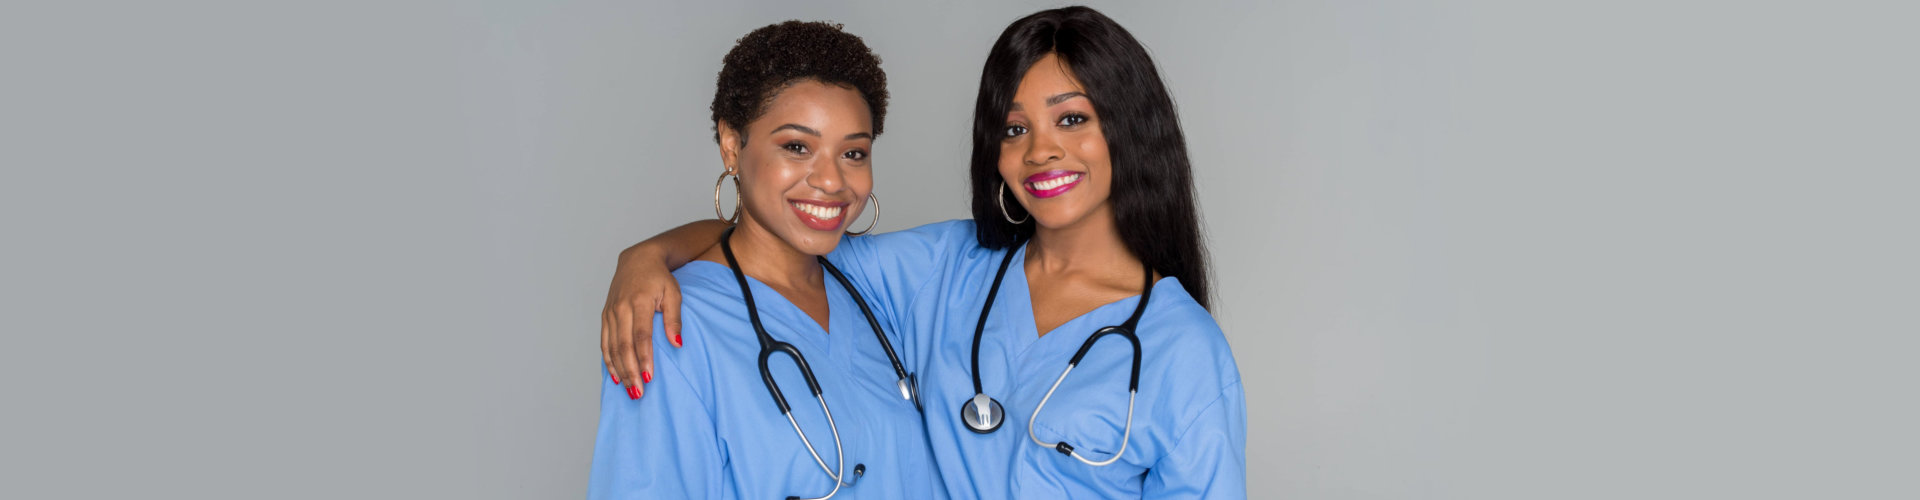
[4,0,1915,498]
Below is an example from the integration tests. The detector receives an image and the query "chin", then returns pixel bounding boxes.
[782,231,841,257]
[1028,206,1094,230]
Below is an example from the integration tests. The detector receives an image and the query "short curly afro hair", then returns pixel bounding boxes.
[711,21,888,145]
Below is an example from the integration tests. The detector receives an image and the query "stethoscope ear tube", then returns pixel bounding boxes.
[758,349,793,414]
[777,341,825,395]
[1070,326,1144,393]
[759,340,826,415]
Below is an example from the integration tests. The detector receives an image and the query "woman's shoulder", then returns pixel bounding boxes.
[670,260,734,290]
[1138,277,1239,380]
[840,219,980,257]
[886,218,976,240]
[655,262,758,360]
[669,261,757,309]
[1141,278,1224,337]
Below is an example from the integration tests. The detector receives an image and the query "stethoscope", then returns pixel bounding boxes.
[958,239,1154,467]
[718,226,918,500]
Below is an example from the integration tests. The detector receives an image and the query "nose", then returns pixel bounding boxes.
[1023,127,1064,166]
[805,158,846,194]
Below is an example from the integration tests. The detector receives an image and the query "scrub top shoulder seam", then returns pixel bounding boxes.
[1156,378,1243,463]
[910,219,976,309]
[898,242,951,328]
[648,311,721,425]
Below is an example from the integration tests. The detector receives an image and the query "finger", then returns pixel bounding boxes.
[663,285,684,348]
[630,301,656,390]
[601,310,619,386]
[604,308,624,385]
[634,326,655,389]
[606,308,632,389]
[614,304,642,400]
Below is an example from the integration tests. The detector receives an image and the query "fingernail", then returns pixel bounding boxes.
[671,334,682,347]
[626,385,640,400]
[610,372,620,385]
[641,370,653,384]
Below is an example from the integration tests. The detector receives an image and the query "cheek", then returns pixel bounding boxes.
[741,160,798,203]
[1076,136,1114,188]
[847,168,875,194]
[1076,128,1112,164]
[996,155,1023,184]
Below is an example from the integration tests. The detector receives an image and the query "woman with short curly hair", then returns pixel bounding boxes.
[586,21,942,500]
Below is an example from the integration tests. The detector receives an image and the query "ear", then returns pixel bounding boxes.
[717,121,743,173]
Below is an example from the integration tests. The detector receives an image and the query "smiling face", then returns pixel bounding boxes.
[997,53,1114,230]
[718,79,874,256]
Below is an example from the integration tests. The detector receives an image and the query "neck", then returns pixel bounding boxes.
[726,216,822,291]
[1026,203,1140,277]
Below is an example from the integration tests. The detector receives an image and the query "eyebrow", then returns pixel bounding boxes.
[1010,91,1090,111]
[770,124,872,141]
[769,124,819,136]
[1047,91,1089,107]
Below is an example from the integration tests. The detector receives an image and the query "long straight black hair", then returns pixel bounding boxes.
[968,6,1212,309]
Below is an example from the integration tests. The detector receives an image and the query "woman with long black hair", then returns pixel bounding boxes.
[603,7,1245,498]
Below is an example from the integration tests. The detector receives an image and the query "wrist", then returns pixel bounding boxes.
[620,241,665,263]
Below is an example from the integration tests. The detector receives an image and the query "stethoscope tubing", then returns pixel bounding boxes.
[1029,364,1136,466]
[962,238,1155,467]
[720,226,896,500]
[820,257,918,408]
[971,242,1023,396]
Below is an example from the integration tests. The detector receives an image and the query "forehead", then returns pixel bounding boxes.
[1014,54,1087,101]
[753,80,872,132]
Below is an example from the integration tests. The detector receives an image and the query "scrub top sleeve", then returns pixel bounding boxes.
[826,219,972,319]
[1142,381,1249,499]
[588,316,725,500]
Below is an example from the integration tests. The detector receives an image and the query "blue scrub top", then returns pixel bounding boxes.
[588,261,946,500]
[830,220,1248,499]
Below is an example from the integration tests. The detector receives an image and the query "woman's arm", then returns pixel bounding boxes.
[602,219,728,398]
[603,218,972,400]
[1142,382,1248,499]
[588,321,724,498]
[820,219,976,333]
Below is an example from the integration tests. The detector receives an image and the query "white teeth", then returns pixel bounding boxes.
[791,202,842,220]
[1029,173,1080,191]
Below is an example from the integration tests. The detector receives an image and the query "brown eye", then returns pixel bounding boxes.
[1058,113,1088,127]
[843,150,867,160]
[783,142,809,154]
[1003,124,1028,138]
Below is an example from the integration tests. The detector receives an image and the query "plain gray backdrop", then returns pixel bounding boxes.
[4,0,1915,498]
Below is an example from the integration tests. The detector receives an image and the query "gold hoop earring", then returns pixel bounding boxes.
[845,192,879,236]
[998,182,1029,224]
[713,170,740,223]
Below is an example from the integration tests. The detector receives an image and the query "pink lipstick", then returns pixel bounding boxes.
[1023,170,1084,199]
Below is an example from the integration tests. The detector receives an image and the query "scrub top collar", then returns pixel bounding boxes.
[683,260,851,355]
[994,242,1175,360]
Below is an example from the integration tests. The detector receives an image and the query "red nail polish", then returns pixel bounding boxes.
[671,334,682,347]
[626,385,640,400]
[641,370,653,384]
[610,372,620,385]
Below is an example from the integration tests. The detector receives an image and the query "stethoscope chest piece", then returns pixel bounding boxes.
[900,373,922,412]
[960,393,1005,433]
[955,239,1157,466]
